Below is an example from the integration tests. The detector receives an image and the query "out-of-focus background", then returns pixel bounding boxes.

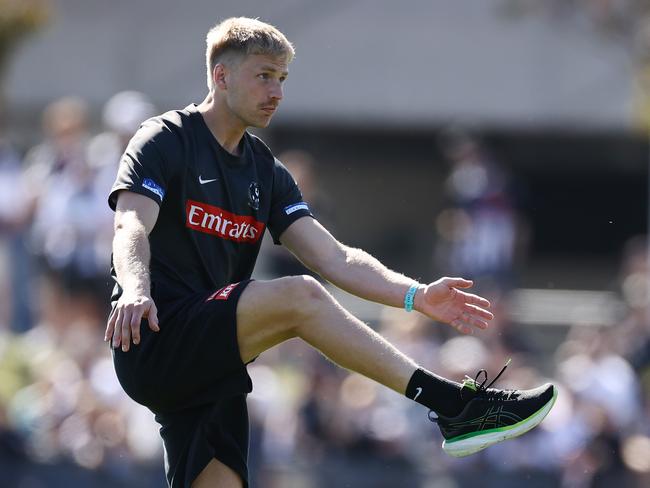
[1,0,649,487]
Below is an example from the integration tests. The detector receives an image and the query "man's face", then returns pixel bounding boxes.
[223,54,288,129]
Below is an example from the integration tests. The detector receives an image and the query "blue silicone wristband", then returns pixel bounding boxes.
[404,283,419,312]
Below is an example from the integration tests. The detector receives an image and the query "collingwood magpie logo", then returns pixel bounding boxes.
[248,182,260,210]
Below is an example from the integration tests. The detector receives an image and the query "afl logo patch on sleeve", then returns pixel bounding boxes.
[142,178,165,200]
[284,202,309,215]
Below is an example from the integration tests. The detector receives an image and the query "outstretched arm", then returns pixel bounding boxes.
[105,191,161,351]
[280,217,493,334]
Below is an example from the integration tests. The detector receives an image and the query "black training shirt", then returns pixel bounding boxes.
[108,104,313,304]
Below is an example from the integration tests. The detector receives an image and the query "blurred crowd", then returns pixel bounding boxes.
[0,92,164,487]
[0,94,649,488]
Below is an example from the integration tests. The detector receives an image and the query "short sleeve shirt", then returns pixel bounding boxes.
[108,104,313,303]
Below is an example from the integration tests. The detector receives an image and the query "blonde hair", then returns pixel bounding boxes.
[205,17,295,90]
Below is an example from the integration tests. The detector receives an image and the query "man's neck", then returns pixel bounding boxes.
[197,94,246,155]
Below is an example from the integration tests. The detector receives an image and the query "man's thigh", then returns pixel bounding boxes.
[236,275,324,363]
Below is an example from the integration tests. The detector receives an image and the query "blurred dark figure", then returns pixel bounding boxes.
[0,403,28,485]
[434,129,528,292]
[25,96,90,177]
[24,94,152,313]
[24,96,113,331]
[610,235,650,370]
[0,126,35,331]
[25,96,92,278]
[0,95,165,488]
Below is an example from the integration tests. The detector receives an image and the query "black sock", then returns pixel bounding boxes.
[405,368,469,417]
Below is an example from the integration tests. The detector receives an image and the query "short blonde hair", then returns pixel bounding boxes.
[205,17,295,90]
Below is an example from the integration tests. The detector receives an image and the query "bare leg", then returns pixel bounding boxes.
[196,275,416,487]
[236,276,418,394]
[192,458,242,488]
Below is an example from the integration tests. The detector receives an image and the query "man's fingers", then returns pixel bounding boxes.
[470,317,490,330]
[147,302,160,332]
[452,319,473,335]
[468,293,491,309]
[130,308,144,345]
[451,310,489,333]
[121,309,133,352]
[455,289,492,310]
[105,308,117,342]
[447,277,473,289]
[465,303,494,321]
[112,308,124,348]
[107,297,159,352]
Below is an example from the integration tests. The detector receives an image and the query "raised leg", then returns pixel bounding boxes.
[236,275,418,394]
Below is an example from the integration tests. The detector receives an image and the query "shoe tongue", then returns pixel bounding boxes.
[459,376,480,405]
[461,375,479,392]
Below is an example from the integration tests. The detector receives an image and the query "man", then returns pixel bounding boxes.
[105,17,556,488]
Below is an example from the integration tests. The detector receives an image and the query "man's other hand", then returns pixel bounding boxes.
[415,277,494,335]
[105,292,160,351]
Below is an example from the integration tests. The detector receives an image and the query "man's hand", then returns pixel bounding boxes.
[105,291,160,352]
[108,191,161,352]
[414,277,493,334]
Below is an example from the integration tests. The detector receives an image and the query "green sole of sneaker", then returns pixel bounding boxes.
[442,385,558,458]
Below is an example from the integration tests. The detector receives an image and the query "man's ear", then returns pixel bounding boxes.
[213,64,227,90]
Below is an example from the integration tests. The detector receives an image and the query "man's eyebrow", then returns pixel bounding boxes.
[259,65,289,76]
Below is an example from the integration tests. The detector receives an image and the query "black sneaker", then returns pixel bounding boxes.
[429,360,558,458]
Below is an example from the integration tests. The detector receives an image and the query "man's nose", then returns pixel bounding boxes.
[270,82,283,101]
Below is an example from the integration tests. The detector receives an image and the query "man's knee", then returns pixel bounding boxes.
[286,274,327,301]
[238,275,329,327]
[275,275,330,333]
[236,275,332,360]
[275,275,329,314]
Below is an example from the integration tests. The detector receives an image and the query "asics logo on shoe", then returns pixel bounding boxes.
[446,405,523,433]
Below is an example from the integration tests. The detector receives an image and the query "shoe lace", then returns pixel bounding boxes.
[427,358,512,424]
[460,357,512,398]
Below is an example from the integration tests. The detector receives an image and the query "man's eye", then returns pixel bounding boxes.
[258,73,269,80]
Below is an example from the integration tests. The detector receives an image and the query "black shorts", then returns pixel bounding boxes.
[112,280,253,487]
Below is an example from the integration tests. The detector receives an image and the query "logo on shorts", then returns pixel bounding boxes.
[186,200,265,243]
[248,182,260,210]
[206,282,240,301]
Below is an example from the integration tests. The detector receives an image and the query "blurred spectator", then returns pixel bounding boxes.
[611,235,650,370]
[0,94,166,485]
[434,129,528,293]
[25,96,104,294]
[0,129,35,332]
[24,92,155,313]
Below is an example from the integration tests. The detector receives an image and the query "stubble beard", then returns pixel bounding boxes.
[229,101,271,130]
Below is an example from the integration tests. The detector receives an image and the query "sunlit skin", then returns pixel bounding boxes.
[198,54,288,154]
